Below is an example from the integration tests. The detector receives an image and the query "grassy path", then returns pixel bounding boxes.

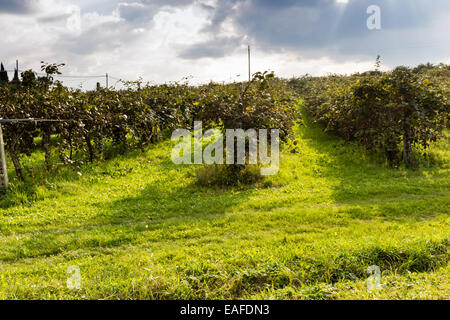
[0,121,448,299]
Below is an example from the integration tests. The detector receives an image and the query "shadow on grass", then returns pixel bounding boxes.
[88,157,255,232]
[0,134,170,209]
[0,155,256,261]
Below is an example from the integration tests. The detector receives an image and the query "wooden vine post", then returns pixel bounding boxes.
[0,118,68,191]
[0,123,8,189]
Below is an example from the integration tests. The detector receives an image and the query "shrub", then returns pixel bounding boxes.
[0,63,297,183]
[296,65,449,167]
[196,164,263,187]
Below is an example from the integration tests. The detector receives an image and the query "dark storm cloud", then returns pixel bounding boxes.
[0,0,39,14]
[179,0,450,64]
[239,0,444,45]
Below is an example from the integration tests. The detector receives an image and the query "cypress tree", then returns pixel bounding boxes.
[11,67,20,84]
[0,63,8,83]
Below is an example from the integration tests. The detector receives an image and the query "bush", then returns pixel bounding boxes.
[295,64,449,167]
[0,63,297,183]
[196,164,263,187]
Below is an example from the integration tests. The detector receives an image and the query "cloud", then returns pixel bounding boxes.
[179,36,243,59]
[180,0,450,66]
[0,0,39,14]
[117,2,155,23]
[37,13,72,23]
[0,0,448,88]
[58,21,128,55]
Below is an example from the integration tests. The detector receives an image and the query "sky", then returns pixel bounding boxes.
[0,0,449,88]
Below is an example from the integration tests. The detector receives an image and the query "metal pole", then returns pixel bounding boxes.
[248,45,251,82]
[0,124,8,189]
[106,73,109,89]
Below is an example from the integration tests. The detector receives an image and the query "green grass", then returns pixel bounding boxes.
[0,115,448,300]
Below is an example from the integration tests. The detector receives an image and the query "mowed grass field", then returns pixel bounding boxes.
[0,114,448,300]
